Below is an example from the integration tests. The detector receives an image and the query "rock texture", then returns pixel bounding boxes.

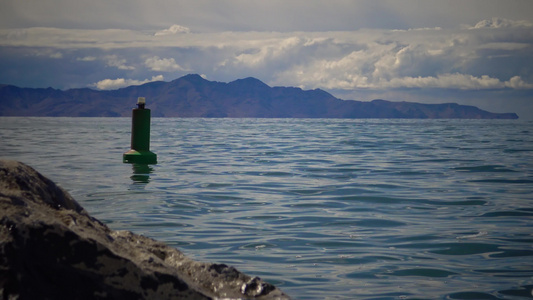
[0,160,289,300]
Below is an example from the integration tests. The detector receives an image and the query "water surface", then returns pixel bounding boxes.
[1,117,532,299]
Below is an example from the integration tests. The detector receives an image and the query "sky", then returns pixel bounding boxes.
[1,0,533,119]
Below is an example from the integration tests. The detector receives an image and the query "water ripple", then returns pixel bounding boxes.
[1,117,532,300]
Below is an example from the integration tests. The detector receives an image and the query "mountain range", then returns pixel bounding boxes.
[0,74,519,119]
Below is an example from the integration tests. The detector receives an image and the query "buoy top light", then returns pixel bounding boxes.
[137,97,146,109]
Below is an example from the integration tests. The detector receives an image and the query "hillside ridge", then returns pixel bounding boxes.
[0,74,519,119]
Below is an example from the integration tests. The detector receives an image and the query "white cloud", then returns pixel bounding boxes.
[28,48,64,59]
[105,55,134,70]
[77,56,96,61]
[94,75,164,90]
[385,74,503,89]
[293,72,533,91]
[232,37,303,67]
[505,76,533,89]
[155,24,190,36]
[48,52,63,59]
[470,17,533,29]
[144,56,186,72]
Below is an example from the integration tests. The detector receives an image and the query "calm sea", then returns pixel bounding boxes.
[1,117,532,299]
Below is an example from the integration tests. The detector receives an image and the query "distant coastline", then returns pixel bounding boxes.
[0,74,519,119]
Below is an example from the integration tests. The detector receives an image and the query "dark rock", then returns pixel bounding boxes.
[0,160,289,300]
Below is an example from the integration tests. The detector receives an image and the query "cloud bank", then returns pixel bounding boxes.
[1,18,532,94]
[0,14,532,118]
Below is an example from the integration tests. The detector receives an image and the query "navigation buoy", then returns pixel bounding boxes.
[123,97,157,164]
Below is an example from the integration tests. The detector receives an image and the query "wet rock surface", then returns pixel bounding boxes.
[0,160,289,299]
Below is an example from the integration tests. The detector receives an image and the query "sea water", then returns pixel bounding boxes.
[1,117,532,299]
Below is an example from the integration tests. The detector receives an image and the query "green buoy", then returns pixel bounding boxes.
[123,97,157,164]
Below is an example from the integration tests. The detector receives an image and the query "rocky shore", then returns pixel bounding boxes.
[0,160,289,299]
